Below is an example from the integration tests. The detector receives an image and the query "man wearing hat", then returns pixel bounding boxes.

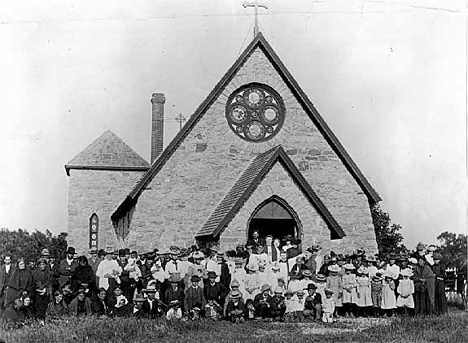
[165,247,183,278]
[88,247,102,287]
[184,275,206,317]
[253,284,274,320]
[304,283,322,320]
[270,286,286,321]
[225,289,245,323]
[141,280,163,317]
[129,293,147,318]
[164,275,184,310]
[57,246,78,288]
[204,271,228,309]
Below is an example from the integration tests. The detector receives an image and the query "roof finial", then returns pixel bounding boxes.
[243,0,268,38]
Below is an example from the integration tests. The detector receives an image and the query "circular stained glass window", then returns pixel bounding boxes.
[226,84,285,142]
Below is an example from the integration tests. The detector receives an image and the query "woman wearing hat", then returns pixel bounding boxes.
[413,256,435,315]
[4,258,35,309]
[164,275,184,310]
[432,253,447,315]
[244,262,261,301]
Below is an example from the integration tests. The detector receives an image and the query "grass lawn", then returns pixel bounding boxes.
[0,309,466,343]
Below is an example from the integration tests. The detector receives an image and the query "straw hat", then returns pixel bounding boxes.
[343,263,355,270]
[260,284,271,293]
[400,268,413,277]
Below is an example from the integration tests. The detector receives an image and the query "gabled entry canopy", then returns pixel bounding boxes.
[196,145,345,240]
[111,32,380,224]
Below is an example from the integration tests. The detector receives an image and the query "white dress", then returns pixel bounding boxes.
[381,279,397,309]
[355,276,372,307]
[341,274,357,304]
[396,279,414,308]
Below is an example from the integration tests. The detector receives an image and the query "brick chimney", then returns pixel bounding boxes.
[151,93,165,163]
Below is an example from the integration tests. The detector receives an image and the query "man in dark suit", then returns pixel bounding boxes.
[142,281,164,318]
[184,275,206,316]
[0,255,14,315]
[304,283,322,320]
[253,284,274,320]
[204,271,227,308]
[57,247,78,288]
[263,235,279,263]
[247,230,266,250]
[128,294,147,318]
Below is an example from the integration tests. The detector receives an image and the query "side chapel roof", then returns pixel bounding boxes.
[65,130,149,176]
[111,32,381,222]
[196,145,346,239]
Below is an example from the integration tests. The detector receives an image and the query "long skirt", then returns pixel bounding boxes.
[434,279,447,315]
[414,286,432,315]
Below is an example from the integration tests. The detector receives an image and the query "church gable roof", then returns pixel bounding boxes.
[111,32,380,222]
[196,145,345,239]
[65,130,149,176]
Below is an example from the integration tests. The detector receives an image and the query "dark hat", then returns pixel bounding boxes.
[131,251,138,255]
[170,246,181,255]
[168,275,181,283]
[432,253,443,260]
[118,249,126,257]
[66,247,76,255]
[97,249,106,256]
[89,247,98,254]
[387,253,398,260]
[133,293,146,302]
[124,248,130,254]
[307,283,317,290]
[207,271,217,278]
[191,275,201,282]
[293,238,302,245]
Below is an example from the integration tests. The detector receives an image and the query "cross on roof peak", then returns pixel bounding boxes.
[243,0,268,38]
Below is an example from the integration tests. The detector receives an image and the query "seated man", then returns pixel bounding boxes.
[184,275,206,318]
[253,284,274,320]
[69,288,93,317]
[303,283,322,320]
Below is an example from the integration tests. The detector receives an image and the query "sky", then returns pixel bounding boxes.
[0,0,466,249]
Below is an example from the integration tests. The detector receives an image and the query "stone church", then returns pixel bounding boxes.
[65,32,381,256]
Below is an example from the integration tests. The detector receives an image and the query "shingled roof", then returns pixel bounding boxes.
[111,32,380,222]
[65,130,149,176]
[196,145,345,239]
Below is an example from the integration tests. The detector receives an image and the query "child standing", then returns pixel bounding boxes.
[326,265,343,317]
[355,266,372,317]
[322,288,336,323]
[294,290,306,322]
[341,264,357,317]
[396,268,415,316]
[370,273,383,317]
[381,271,397,317]
[283,289,296,323]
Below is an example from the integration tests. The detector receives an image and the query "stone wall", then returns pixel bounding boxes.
[123,47,378,254]
[67,169,145,255]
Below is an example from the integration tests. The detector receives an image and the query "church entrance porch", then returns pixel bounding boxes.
[247,196,301,243]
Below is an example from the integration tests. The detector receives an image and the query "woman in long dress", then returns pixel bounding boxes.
[432,253,447,315]
[5,258,35,308]
[413,256,435,315]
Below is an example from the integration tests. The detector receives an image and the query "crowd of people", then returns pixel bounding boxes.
[0,231,452,327]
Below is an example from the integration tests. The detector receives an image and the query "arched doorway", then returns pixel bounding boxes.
[247,196,301,242]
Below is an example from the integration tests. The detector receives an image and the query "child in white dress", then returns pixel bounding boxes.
[381,271,397,317]
[396,268,415,316]
[322,288,336,323]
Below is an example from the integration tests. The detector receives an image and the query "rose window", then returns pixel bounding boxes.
[226,84,285,142]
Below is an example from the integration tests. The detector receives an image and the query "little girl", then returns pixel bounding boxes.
[396,268,415,316]
[284,289,296,323]
[381,271,397,317]
[166,300,182,320]
[326,265,343,316]
[244,299,256,321]
[341,264,357,317]
[295,290,306,322]
[244,263,261,300]
[370,273,383,317]
[322,288,336,323]
[355,267,372,317]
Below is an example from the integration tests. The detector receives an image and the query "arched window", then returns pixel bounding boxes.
[89,213,99,249]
